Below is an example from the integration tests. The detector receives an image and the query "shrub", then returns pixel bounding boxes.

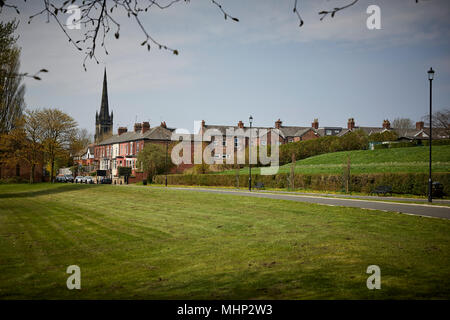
[0,176,29,184]
[153,172,450,196]
[389,142,417,148]
[373,144,388,150]
[422,139,450,146]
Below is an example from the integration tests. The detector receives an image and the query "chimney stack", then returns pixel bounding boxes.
[382,119,391,129]
[416,121,424,130]
[237,120,244,129]
[118,127,127,135]
[142,121,150,133]
[347,118,355,130]
[312,118,319,129]
[134,122,142,132]
[275,119,282,129]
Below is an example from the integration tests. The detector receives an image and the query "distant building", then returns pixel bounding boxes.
[95,68,113,143]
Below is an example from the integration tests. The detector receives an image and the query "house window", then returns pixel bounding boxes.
[137,143,140,153]
[222,140,227,146]
[234,137,239,148]
[261,140,267,146]
[326,129,332,136]
[288,138,293,143]
[214,154,221,159]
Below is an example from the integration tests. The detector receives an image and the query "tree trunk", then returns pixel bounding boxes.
[30,163,35,184]
[50,157,55,183]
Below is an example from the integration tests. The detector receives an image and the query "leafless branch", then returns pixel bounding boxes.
[318,0,360,22]
[0,0,426,70]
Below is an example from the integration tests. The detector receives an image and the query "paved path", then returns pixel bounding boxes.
[150,186,450,220]
[256,190,450,204]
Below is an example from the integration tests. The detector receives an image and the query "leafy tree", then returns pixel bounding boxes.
[39,108,78,182]
[0,110,44,183]
[0,20,25,134]
[137,143,172,182]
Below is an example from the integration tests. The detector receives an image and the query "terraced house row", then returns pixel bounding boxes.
[73,69,448,183]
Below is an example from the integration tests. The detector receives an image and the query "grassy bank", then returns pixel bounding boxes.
[1,183,449,299]
[217,145,450,175]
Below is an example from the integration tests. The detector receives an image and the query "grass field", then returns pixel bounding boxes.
[217,145,450,175]
[1,183,449,299]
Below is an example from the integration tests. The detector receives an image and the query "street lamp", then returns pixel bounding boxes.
[249,115,253,191]
[427,67,435,203]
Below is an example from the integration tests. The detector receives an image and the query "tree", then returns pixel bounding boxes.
[137,143,170,182]
[369,130,398,142]
[423,108,450,137]
[0,1,424,70]
[392,118,414,136]
[39,108,78,182]
[70,128,92,157]
[0,110,44,183]
[0,20,25,134]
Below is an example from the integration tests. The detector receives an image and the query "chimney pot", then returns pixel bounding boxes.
[347,118,355,130]
[142,121,150,133]
[416,121,424,130]
[312,118,319,130]
[134,122,142,132]
[275,119,282,129]
[118,127,127,135]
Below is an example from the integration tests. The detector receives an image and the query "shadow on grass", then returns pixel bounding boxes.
[0,183,100,199]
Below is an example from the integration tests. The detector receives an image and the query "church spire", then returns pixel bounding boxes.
[100,67,109,119]
[95,68,113,144]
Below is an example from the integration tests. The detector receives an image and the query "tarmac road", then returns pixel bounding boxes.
[152,186,450,220]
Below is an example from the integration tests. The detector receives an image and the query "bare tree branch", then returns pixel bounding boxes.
[0,0,426,71]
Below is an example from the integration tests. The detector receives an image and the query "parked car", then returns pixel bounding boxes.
[84,176,94,184]
[75,176,84,184]
[99,177,112,184]
[55,175,66,183]
[64,175,74,183]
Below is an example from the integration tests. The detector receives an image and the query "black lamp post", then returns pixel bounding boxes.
[249,115,253,191]
[427,67,435,203]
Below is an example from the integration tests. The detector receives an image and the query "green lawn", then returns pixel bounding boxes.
[217,145,450,175]
[1,183,449,299]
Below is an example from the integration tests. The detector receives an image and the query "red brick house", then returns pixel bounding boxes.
[0,160,45,182]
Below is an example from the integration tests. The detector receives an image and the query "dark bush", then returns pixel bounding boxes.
[154,172,450,196]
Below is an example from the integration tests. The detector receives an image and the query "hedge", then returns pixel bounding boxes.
[153,172,450,196]
[422,139,450,146]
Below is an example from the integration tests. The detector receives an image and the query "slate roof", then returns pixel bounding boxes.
[97,126,173,145]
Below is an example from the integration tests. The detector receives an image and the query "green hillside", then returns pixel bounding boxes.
[217,145,450,175]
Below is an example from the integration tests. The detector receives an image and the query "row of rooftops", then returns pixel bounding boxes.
[95,117,448,147]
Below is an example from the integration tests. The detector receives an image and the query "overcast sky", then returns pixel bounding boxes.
[3,0,450,134]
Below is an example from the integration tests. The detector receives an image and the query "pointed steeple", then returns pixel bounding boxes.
[100,67,109,120]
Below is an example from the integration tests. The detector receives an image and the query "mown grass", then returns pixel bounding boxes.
[0,183,449,299]
[217,145,450,175]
